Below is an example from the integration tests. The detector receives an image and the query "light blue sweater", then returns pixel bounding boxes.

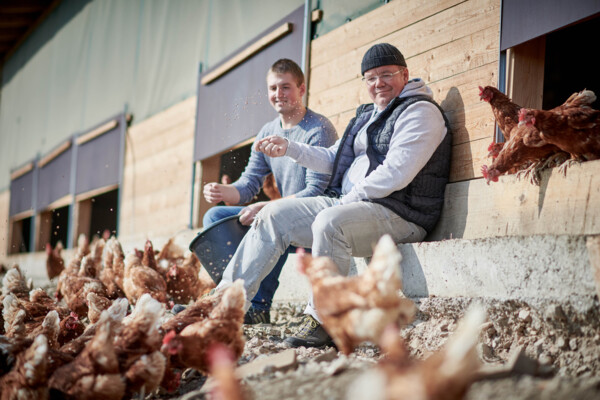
[232,108,337,204]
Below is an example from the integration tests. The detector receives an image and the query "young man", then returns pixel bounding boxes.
[216,43,452,347]
[202,58,337,324]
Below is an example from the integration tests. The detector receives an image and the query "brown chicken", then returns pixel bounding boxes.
[63,234,91,276]
[481,123,566,184]
[80,237,106,279]
[481,89,596,184]
[161,280,246,374]
[1,265,31,300]
[165,253,215,303]
[57,270,108,317]
[157,238,185,262]
[207,343,245,400]
[479,86,521,147]
[297,235,415,355]
[114,293,166,396]
[262,173,282,200]
[0,334,49,400]
[45,242,65,280]
[123,248,168,304]
[348,306,486,400]
[59,298,128,359]
[2,294,27,339]
[519,95,600,163]
[86,291,113,324]
[100,236,126,298]
[49,308,126,400]
[160,289,224,335]
[57,312,85,347]
[28,310,60,350]
[1,335,34,377]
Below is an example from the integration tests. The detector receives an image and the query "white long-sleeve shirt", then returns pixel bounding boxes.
[285,78,448,204]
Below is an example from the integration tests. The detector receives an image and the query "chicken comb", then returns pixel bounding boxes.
[163,330,177,345]
[518,108,528,121]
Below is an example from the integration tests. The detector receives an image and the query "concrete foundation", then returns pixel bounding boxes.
[274,234,599,311]
[3,231,598,313]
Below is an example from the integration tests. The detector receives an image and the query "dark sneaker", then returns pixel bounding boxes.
[283,314,334,348]
[244,307,271,324]
[171,304,187,314]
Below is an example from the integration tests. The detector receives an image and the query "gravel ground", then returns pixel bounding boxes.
[147,297,600,400]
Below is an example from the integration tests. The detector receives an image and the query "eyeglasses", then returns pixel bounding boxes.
[362,70,402,86]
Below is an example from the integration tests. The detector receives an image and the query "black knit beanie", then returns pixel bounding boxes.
[361,43,407,75]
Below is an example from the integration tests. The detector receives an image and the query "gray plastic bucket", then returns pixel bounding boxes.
[189,215,250,284]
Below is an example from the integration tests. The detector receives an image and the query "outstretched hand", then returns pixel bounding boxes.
[238,202,267,225]
[255,135,288,157]
[203,183,240,205]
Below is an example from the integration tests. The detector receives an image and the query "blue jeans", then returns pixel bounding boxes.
[203,206,291,311]
[216,197,427,322]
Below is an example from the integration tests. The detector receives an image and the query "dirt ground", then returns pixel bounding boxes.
[147,297,600,400]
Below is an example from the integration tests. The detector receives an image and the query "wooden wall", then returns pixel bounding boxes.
[307,0,600,240]
[119,97,199,247]
[308,0,500,183]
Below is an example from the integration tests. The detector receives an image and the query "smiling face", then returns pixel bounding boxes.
[364,65,409,110]
[267,71,306,117]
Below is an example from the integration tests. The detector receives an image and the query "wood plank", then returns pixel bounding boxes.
[506,36,545,110]
[450,137,491,182]
[10,209,34,221]
[311,0,465,67]
[38,140,72,168]
[44,194,73,211]
[309,0,499,95]
[76,119,118,146]
[75,184,119,202]
[429,159,600,240]
[317,62,498,144]
[198,154,221,227]
[74,199,92,247]
[35,210,52,251]
[309,61,498,128]
[10,162,34,180]
[201,23,292,85]
[407,25,499,84]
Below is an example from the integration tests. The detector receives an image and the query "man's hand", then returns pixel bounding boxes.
[238,202,268,225]
[203,183,241,204]
[255,135,288,157]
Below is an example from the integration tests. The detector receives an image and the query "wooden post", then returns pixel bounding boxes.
[35,210,52,251]
[198,154,222,228]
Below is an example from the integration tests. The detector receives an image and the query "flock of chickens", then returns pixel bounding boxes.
[479,86,600,184]
[0,234,248,399]
[0,233,488,400]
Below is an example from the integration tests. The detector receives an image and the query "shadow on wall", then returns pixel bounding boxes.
[399,244,428,298]
[426,86,468,241]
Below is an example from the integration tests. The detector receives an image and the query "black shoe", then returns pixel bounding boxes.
[283,315,333,348]
[244,307,271,324]
[171,304,187,314]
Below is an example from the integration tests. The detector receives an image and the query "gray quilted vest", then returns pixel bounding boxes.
[325,95,452,233]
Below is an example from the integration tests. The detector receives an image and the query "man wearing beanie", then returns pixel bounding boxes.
[216,43,451,347]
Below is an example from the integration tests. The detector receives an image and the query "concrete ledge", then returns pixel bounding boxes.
[274,234,599,309]
[4,231,597,312]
